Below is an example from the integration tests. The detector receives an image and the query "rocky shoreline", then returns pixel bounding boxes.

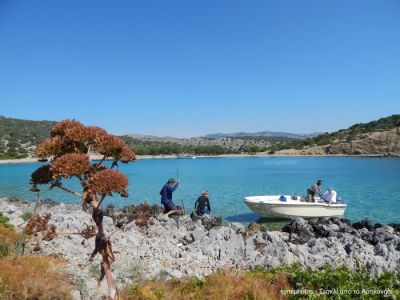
[1,198,400,299]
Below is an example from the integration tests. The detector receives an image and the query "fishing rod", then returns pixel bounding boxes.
[176,168,186,214]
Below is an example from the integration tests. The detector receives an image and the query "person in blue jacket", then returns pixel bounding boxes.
[160,178,180,216]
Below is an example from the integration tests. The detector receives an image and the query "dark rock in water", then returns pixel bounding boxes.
[353,219,375,231]
[332,218,357,234]
[201,214,222,230]
[308,217,356,239]
[282,218,314,244]
[310,218,334,238]
[388,223,400,233]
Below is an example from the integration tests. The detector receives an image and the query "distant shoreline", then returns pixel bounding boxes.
[0,153,397,164]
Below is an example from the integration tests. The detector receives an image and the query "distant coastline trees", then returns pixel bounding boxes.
[1,114,399,159]
[121,136,239,155]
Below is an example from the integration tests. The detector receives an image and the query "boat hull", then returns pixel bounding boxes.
[245,195,347,219]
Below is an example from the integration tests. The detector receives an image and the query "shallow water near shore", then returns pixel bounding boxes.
[0,157,399,224]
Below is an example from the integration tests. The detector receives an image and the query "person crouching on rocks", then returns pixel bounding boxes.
[194,190,211,216]
[160,178,180,216]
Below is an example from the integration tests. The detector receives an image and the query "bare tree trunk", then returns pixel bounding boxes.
[89,197,116,299]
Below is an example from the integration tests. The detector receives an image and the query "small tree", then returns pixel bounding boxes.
[30,120,136,299]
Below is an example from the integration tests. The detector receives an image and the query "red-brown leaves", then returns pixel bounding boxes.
[24,213,54,238]
[94,134,125,157]
[31,120,135,204]
[30,165,53,185]
[35,119,136,163]
[35,136,63,158]
[65,125,107,142]
[51,153,90,178]
[120,145,136,163]
[89,169,129,196]
[51,119,83,137]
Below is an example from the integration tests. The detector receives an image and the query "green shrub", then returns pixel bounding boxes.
[0,213,13,228]
[282,264,400,299]
[20,212,33,222]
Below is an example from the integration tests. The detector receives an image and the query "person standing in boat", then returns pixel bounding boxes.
[322,187,337,205]
[306,179,322,202]
[194,191,211,216]
[160,178,180,216]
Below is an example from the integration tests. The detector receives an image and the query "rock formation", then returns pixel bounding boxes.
[2,198,400,299]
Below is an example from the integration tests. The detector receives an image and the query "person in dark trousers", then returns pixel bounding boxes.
[194,191,211,216]
[306,179,322,202]
[160,178,180,216]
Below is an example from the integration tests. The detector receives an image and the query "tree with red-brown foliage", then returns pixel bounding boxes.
[30,120,136,299]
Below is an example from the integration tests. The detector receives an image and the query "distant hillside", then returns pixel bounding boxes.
[0,116,56,159]
[272,115,400,155]
[2,115,399,159]
[0,116,296,159]
[121,135,299,155]
[205,131,321,139]
[123,132,300,155]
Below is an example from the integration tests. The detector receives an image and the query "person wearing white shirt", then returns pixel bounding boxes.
[323,187,337,204]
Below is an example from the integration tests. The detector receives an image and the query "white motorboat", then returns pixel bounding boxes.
[244,195,347,219]
[177,154,196,159]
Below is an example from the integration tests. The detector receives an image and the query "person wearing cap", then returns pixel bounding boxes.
[322,187,337,205]
[306,180,322,202]
[160,178,180,216]
[194,191,211,216]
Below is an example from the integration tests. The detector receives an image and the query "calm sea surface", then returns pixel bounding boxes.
[0,157,399,224]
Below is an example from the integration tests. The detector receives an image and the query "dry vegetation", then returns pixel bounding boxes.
[0,224,74,300]
[0,225,22,257]
[119,268,291,300]
[24,213,56,241]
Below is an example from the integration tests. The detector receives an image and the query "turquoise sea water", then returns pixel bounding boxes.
[0,157,399,224]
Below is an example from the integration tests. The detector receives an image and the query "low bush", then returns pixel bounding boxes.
[283,264,400,299]
[119,264,400,300]
[20,211,33,221]
[0,225,22,257]
[0,255,74,300]
[0,213,13,228]
[0,226,73,299]
[119,268,290,300]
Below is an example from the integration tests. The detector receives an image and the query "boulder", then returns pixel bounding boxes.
[282,218,315,244]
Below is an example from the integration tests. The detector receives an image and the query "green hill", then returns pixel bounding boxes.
[269,114,400,154]
[1,114,399,159]
[0,116,56,159]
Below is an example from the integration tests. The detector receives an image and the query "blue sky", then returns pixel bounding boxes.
[0,0,399,137]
